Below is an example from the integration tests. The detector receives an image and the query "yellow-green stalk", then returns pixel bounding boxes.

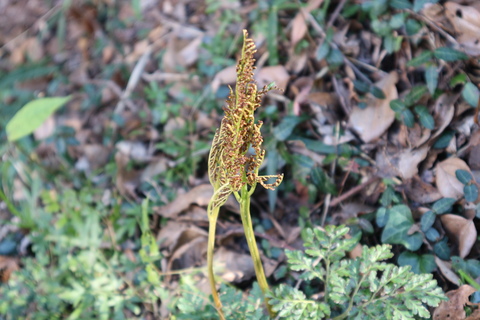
[207,30,283,319]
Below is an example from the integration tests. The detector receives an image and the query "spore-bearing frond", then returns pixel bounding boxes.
[208,29,283,199]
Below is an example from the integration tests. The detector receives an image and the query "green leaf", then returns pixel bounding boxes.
[370,86,386,99]
[407,51,433,67]
[326,48,344,67]
[464,184,479,202]
[381,205,422,251]
[353,80,370,93]
[398,252,436,274]
[384,34,403,54]
[390,99,405,112]
[404,85,428,106]
[401,109,415,128]
[420,210,436,232]
[406,18,422,36]
[316,42,330,61]
[390,0,412,10]
[433,130,455,149]
[425,66,438,95]
[310,167,337,195]
[456,169,473,184]
[432,198,456,214]
[433,238,451,260]
[414,105,435,130]
[425,228,441,242]
[452,256,480,279]
[462,82,479,108]
[450,73,468,87]
[414,0,438,13]
[6,96,72,141]
[273,116,304,141]
[376,207,389,228]
[433,47,468,61]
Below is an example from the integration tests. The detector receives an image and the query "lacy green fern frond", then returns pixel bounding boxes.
[206,29,283,319]
[268,225,447,320]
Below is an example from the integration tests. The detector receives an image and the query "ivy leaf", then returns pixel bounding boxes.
[401,109,415,128]
[404,85,428,106]
[273,116,304,141]
[420,210,436,232]
[398,252,436,274]
[433,47,468,61]
[370,86,386,99]
[414,105,435,130]
[431,198,456,214]
[456,169,473,184]
[407,51,433,67]
[390,99,405,112]
[464,184,479,202]
[425,66,438,95]
[433,238,451,260]
[381,205,423,251]
[462,82,479,108]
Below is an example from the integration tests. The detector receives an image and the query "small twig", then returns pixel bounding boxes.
[406,10,459,48]
[114,46,152,114]
[329,176,381,207]
[326,0,347,29]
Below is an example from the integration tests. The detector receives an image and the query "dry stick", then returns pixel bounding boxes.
[320,121,339,226]
[326,0,348,29]
[329,176,381,207]
[406,10,459,47]
[115,46,152,114]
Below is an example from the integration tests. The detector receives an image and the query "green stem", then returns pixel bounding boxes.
[239,185,275,318]
[207,204,226,320]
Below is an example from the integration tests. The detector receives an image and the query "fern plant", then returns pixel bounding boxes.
[206,29,283,319]
[267,225,447,320]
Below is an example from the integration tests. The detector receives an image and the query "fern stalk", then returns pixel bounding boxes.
[206,29,283,319]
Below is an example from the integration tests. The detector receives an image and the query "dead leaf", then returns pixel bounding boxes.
[157,221,207,253]
[0,256,19,283]
[255,66,290,92]
[433,285,476,320]
[290,0,324,47]
[435,157,471,199]
[376,145,429,179]
[440,214,477,258]
[214,247,255,283]
[155,185,214,218]
[404,175,442,204]
[435,256,460,285]
[211,65,236,94]
[445,2,480,56]
[430,93,457,141]
[348,71,398,143]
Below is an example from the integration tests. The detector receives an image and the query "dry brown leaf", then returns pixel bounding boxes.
[214,247,255,283]
[435,256,460,286]
[156,184,214,218]
[433,285,476,320]
[255,66,290,92]
[445,2,480,56]
[404,175,442,204]
[0,255,19,283]
[211,65,237,94]
[290,0,324,47]
[435,157,471,199]
[348,71,398,143]
[376,145,429,179]
[440,214,477,258]
[430,93,457,141]
[157,221,207,252]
